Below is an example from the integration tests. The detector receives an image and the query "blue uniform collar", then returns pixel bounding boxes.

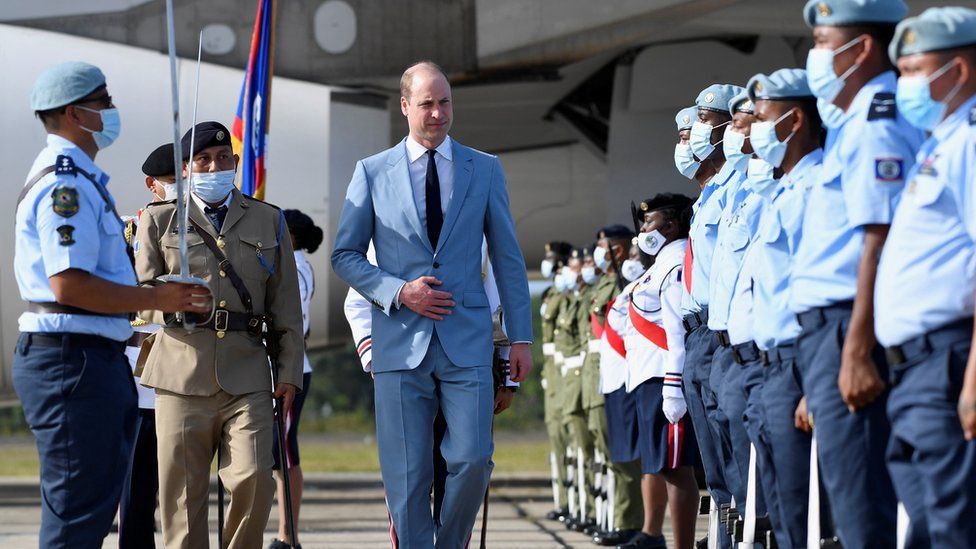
[783,148,823,194]
[709,161,738,188]
[45,133,109,186]
[932,93,976,141]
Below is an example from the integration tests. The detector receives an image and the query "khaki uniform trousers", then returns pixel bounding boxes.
[156,389,275,549]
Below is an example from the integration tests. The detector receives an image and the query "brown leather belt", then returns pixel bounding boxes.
[126,331,153,348]
[27,301,128,319]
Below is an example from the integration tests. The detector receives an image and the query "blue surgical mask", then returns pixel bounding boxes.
[621,259,644,282]
[897,60,962,131]
[674,143,701,179]
[745,158,778,198]
[192,169,237,203]
[722,126,750,172]
[76,106,121,149]
[805,36,864,104]
[637,230,667,257]
[540,259,554,279]
[690,120,728,159]
[581,266,599,285]
[817,98,846,130]
[593,247,610,271]
[750,109,796,168]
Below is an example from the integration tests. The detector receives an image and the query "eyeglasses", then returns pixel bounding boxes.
[72,94,114,109]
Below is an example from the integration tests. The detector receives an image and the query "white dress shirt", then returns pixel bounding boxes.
[405,134,454,229]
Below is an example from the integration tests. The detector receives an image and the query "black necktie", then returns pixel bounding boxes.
[204,205,228,231]
[425,149,443,247]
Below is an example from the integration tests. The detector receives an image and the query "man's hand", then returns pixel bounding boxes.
[400,276,455,320]
[508,343,533,382]
[273,383,298,416]
[838,349,885,412]
[794,395,812,433]
[494,388,515,415]
[960,391,976,441]
[153,282,213,314]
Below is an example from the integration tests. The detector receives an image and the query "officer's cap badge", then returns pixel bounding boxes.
[704,92,715,104]
[640,202,649,212]
[545,243,552,252]
[599,231,606,239]
[903,29,916,46]
[754,81,764,93]
[216,130,226,141]
[818,2,831,17]
[51,185,79,218]
[741,100,753,111]
[682,115,691,124]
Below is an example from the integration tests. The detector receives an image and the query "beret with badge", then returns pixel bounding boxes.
[640,193,696,215]
[181,121,233,160]
[141,143,177,178]
[889,7,976,64]
[31,61,107,111]
[802,0,907,28]
[696,84,745,114]
[675,106,698,131]
[747,68,814,102]
[729,91,755,116]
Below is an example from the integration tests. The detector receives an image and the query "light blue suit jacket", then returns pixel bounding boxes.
[331,138,532,372]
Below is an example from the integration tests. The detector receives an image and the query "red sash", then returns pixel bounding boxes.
[604,300,626,358]
[683,238,693,293]
[628,301,669,350]
[590,311,604,339]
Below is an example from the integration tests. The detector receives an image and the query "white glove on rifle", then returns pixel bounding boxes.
[662,385,687,424]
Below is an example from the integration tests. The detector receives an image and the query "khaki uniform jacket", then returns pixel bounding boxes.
[580,274,618,410]
[134,188,304,396]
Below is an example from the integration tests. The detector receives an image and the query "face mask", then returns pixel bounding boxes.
[560,267,580,293]
[897,60,963,131]
[581,266,599,285]
[636,229,667,256]
[76,106,121,149]
[750,109,796,168]
[805,36,864,104]
[540,259,554,279]
[621,259,644,282]
[674,143,701,179]
[157,182,178,201]
[192,169,237,203]
[722,126,750,172]
[745,158,779,197]
[817,98,846,130]
[593,246,610,271]
[690,120,728,159]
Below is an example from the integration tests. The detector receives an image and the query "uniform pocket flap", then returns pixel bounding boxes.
[463,292,489,308]
[239,235,280,251]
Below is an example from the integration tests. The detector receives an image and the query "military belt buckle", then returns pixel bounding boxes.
[214,309,229,332]
[885,345,906,368]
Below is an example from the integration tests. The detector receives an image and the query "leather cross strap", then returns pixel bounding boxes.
[16,166,57,211]
[186,217,255,315]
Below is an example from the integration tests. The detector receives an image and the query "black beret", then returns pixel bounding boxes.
[545,241,573,257]
[640,193,695,214]
[181,121,233,160]
[597,224,634,240]
[141,143,176,177]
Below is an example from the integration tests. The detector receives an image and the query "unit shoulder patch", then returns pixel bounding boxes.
[875,157,904,182]
[867,92,897,121]
[51,185,79,217]
[56,225,76,246]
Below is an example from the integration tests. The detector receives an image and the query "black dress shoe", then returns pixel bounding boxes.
[617,532,667,549]
[570,518,589,532]
[593,529,640,546]
[695,536,708,549]
[581,519,598,535]
[565,517,580,530]
[546,507,570,521]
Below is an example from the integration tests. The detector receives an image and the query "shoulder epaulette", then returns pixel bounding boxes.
[145,199,177,208]
[54,155,77,176]
[242,194,282,211]
[867,92,897,122]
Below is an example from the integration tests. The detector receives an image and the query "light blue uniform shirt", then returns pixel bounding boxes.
[682,162,741,315]
[15,134,136,341]
[752,149,822,350]
[875,95,976,347]
[707,169,760,331]
[790,72,925,313]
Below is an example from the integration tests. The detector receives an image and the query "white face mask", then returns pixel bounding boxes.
[805,36,864,104]
[745,158,779,198]
[621,259,645,282]
[722,126,750,172]
[540,259,554,279]
[674,143,701,179]
[593,246,610,271]
[581,266,599,285]
[157,181,178,201]
[750,109,796,168]
[690,120,729,159]
[560,266,580,293]
[636,229,667,257]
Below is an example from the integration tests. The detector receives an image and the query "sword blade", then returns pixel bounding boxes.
[164,0,188,279]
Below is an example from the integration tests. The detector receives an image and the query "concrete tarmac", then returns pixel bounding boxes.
[0,473,708,548]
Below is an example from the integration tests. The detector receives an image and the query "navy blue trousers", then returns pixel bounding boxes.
[12,333,137,549]
[887,319,976,548]
[796,304,901,549]
[759,347,810,549]
[119,409,158,549]
[738,358,773,525]
[709,344,750,509]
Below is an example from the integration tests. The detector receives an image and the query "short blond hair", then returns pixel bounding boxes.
[399,60,449,101]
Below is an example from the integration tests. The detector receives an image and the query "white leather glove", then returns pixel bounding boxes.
[662,390,687,424]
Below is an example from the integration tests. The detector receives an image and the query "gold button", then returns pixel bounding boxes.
[217,238,226,249]
[219,270,226,278]
[216,331,225,339]
[574,369,581,376]
[257,241,262,247]
[219,300,227,308]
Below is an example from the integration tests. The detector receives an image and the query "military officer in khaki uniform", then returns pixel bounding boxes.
[134,122,304,549]
[540,241,573,522]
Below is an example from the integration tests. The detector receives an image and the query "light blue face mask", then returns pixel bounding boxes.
[806,36,864,104]
[593,246,610,271]
[745,157,779,197]
[192,169,237,203]
[750,109,796,168]
[674,143,701,179]
[690,120,729,159]
[722,126,750,172]
[76,106,121,149]
[581,266,599,285]
[897,60,962,131]
[621,259,644,282]
[817,98,846,130]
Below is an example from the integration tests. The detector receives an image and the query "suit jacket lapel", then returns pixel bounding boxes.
[435,141,472,251]
[219,189,249,234]
[188,199,219,239]
[388,141,434,254]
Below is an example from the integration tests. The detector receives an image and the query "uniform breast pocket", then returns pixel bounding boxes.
[726,226,751,253]
[759,217,783,245]
[98,215,129,273]
[161,233,208,276]
[238,235,279,281]
[909,175,945,208]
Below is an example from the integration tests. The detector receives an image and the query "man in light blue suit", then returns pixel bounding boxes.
[331,60,533,548]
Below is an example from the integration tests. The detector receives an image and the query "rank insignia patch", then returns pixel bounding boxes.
[51,185,79,217]
[876,158,904,182]
[56,225,76,246]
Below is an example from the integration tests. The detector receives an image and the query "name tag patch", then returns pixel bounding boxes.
[875,158,904,182]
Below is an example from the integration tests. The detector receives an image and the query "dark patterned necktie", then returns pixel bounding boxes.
[425,149,443,247]
[204,205,228,231]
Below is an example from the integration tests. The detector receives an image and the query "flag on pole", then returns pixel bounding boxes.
[231,0,277,199]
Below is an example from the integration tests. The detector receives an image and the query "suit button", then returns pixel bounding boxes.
[219,300,227,308]
[219,270,227,278]
[217,331,225,339]
[433,262,441,268]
